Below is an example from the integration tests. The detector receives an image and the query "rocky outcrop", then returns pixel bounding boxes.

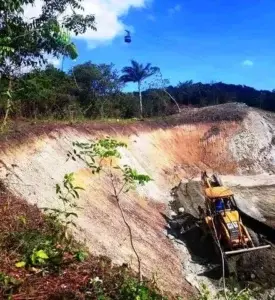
[229,110,275,174]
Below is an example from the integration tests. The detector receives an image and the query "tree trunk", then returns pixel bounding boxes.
[1,77,12,131]
[116,197,142,282]
[163,89,181,113]
[110,173,142,282]
[138,81,143,119]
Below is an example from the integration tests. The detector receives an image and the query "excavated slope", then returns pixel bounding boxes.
[0,103,275,296]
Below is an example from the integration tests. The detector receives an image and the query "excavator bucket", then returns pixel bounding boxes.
[225,244,271,256]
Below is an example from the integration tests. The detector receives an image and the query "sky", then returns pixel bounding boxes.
[26,0,275,91]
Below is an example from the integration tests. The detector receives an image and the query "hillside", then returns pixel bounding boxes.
[1,103,275,298]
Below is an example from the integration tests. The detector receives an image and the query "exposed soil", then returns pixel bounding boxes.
[1,103,275,298]
[0,185,181,300]
[0,106,247,295]
[0,102,248,151]
[235,247,275,289]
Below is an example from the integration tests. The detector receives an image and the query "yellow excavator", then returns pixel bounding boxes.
[200,172,271,255]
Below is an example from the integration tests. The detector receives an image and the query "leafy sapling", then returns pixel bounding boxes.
[43,173,84,240]
[15,173,85,269]
[68,137,152,281]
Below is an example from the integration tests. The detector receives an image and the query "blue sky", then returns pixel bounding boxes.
[61,0,275,91]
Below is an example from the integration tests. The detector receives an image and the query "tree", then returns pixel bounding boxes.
[0,0,96,128]
[70,62,123,117]
[15,65,77,119]
[147,71,181,113]
[176,80,194,106]
[69,138,152,281]
[0,0,96,71]
[120,60,159,118]
[142,89,172,117]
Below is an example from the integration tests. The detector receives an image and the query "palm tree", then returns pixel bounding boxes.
[120,60,159,118]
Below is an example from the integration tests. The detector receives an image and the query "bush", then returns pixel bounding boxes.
[197,283,259,300]
[118,277,166,300]
[6,230,63,268]
[0,272,21,298]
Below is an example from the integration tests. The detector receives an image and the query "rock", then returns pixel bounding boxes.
[185,274,199,289]
[163,230,168,236]
[167,234,175,240]
[90,277,103,284]
[178,207,185,214]
[170,211,177,218]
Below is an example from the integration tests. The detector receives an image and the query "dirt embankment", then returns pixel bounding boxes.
[1,103,275,297]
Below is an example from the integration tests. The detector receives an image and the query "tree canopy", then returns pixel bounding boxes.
[1,60,275,121]
[120,60,159,84]
[0,0,96,129]
[0,0,96,76]
[120,60,159,118]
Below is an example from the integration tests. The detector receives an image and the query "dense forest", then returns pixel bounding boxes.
[1,61,275,121]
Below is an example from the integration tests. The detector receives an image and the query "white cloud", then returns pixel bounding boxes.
[168,4,181,15]
[242,59,254,67]
[48,56,62,67]
[23,0,151,49]
[18,55,62,73]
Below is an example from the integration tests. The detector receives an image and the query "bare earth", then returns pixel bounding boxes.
[1,103,275,298]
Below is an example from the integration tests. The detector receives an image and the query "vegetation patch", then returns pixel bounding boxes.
[0,184,169,299]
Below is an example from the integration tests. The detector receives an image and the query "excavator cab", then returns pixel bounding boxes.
[205,189,250,250]
[204,186,237,215]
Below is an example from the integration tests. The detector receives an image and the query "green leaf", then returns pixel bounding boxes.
[35,250,49,259]
[18,215,27,225]
[30,253,36,264]
[15,261,26,268]
[6,90,12,98]
[65,212,78,218]
[75,251,88,262]
[70,221,77,227]
[55,184,61,194]
[75,186,85,190]
[73,190,79,198]
[67,43,78,60]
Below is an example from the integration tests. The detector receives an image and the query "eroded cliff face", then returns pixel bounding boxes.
[229,110,275,174]
[0,104,274,296]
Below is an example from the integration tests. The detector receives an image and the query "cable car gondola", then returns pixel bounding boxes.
[124,30,131,43]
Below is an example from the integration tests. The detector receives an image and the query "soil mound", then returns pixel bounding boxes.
[236,248,275,289]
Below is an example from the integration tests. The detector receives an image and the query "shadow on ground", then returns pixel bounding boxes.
[161,212,223,280]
